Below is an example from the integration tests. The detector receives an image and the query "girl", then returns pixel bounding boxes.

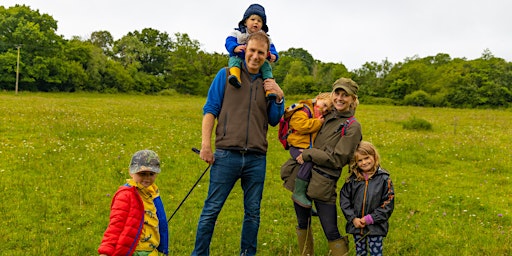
[339,141,395,256]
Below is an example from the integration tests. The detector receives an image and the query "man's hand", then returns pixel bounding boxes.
[263,79,284,102]
[200,146,214,165]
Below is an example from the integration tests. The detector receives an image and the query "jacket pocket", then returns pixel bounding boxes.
[307,168,336,202]
[280,158,298,192]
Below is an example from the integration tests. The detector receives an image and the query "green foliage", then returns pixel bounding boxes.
[403,90,432,106]
[0,5,511,109]
[401,116,433,131]
[313,62,351,92]
[158,89,179,96]
[353,59,393,98]
[89,30,114,56]
[359,96,397,105]
[279,47,315,73]
[0,93,511,255]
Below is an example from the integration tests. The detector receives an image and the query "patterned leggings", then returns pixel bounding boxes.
[353,234,384,256]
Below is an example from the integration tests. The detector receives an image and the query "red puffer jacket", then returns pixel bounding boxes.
[98,185,144,256]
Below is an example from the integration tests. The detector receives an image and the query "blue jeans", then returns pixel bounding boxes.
[192,149,267,256]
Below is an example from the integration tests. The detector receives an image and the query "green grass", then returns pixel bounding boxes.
[0,92,511,255]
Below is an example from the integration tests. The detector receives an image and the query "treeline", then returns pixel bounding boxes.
[1,5,511,108]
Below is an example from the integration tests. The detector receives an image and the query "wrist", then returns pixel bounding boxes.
[364,214,374,225]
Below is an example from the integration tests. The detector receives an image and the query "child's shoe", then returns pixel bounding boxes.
[292,178,312,208]
[228,67,241,88]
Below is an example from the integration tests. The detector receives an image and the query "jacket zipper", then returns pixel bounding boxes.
[244,77,254,149]
[360,178,369,235]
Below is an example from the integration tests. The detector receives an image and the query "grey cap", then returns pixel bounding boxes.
[129,150,161,174]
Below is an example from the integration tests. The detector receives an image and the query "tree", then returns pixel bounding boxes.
[278,48,315,73]
[89,30,114,56]
[353,59,393,98]
[166,33,203,94]
[0,5,66,91]
[0,51,18,89]
[282,60,313,94]
[313,62,350,93]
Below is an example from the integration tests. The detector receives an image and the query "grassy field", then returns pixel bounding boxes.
[0,92,511,255]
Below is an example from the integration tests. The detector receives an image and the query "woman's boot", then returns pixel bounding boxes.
[327,236,349,256]
[296,227,314,256]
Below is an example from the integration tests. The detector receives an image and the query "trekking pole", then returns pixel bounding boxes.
[167,147,211,223]
[355,231,371,244]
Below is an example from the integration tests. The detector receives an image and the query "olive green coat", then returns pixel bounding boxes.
[280,109,362,204]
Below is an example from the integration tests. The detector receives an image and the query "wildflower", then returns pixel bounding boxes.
[498,214,503,217]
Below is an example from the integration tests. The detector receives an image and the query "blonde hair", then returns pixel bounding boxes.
[315,92,333,110]
[352,96,359,110]
[348,141,380,181]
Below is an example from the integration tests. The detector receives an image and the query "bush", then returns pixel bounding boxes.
[360,96,397,105]
[430,93,448,107]
[158,89,179,96]
[402,116,432,131]
[403,90,432,106]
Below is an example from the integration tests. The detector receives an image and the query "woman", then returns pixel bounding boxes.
[281,77,362,256]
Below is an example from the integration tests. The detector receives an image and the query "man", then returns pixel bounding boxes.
[191,31,285,256]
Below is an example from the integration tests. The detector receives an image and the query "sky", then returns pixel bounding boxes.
[4,0,512,70]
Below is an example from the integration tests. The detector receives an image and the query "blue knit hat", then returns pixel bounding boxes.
[238,4,269,33]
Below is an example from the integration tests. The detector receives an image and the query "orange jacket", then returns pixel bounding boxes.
[287,100,323,149]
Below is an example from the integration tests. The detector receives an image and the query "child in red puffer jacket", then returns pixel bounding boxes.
[98,150,169,256]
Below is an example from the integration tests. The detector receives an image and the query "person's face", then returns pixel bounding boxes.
[130,171,157,188]
[332,89,354,112]
[315,99,330,116]
[355,153,375,173]
[245,38,268,74]
[245,15,263,33]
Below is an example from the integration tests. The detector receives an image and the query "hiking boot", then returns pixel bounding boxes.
[292,178,312,208]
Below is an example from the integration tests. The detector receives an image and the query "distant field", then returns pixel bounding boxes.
[0,92,510,255]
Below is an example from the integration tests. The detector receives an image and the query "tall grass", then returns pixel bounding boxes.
[0,92,510,255]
